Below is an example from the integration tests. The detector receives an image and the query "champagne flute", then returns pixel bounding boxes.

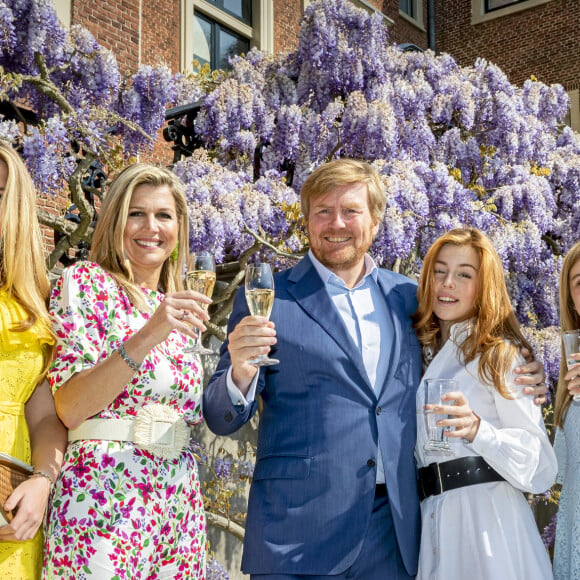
[562,330,580,401]
[184,251,216,355]
[245,263,279,367]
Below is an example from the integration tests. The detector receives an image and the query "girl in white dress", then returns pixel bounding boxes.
[553,241,580,580]
[413,228,556,580]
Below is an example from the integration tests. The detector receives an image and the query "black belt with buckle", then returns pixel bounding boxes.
[418,456,505,501]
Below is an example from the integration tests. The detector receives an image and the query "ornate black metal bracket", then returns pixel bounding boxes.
[164,101,204,164]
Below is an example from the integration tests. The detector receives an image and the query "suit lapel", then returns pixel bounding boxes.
[375,271,406,397]
[288,257,374,394]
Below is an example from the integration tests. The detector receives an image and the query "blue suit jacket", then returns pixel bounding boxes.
[204,256,422,576]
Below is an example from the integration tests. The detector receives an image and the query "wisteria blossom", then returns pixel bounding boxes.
[169,0,580,390]
[0,0,177,193]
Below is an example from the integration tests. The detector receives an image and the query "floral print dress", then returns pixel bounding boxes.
[43,262,206,579]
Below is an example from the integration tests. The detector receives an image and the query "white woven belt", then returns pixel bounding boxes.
[68,403,191,460]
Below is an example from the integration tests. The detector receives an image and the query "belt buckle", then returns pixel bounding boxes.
[133,404,190,460]
[419,462,444,500]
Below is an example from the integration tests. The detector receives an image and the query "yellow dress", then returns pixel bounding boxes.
[0,290,54,580]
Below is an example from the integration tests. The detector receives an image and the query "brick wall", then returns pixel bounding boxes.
[273,0,303,53]
[142,1,180,71]
[73,0,141,74]
[435,0,580,90]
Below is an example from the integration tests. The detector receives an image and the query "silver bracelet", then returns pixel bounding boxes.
[31,469,54,486]
[117,342,141,372]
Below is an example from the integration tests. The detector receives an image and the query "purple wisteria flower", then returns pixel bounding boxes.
[0,0,180,196]
[173,0,578,340]
[173,151,300,265]
[207,558,230,580]
[541,513,557,550]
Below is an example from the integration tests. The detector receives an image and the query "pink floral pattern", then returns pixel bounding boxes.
[43,262,206,579]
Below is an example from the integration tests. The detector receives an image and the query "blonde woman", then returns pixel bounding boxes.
[43,164,208,578]
[553,241,580,579]
[0,141,66,579]
[413,228,556,580]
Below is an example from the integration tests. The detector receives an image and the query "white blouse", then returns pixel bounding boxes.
[416,322,556,491]
[415,321,556,580]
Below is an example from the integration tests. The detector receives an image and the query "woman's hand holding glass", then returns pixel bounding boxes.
[134,290,211,352]
[426,387,481,446]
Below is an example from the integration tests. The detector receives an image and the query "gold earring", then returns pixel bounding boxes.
[170,242,179,262]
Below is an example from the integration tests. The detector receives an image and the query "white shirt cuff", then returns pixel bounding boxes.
[225,366,258,407]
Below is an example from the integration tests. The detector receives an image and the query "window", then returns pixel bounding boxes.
[205,0,251,25]
[182,0,274,73]
[398,0,424,28]
[399,0,414,18]
[193,11,250,70]
[472,0,553,24]
[485,0,527,10]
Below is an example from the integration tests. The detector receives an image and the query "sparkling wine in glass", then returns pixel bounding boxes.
[245,263,279,367]
[562,330,580,401]
[184,251,216,355]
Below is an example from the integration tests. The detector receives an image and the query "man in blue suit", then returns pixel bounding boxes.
[203,159,545,579]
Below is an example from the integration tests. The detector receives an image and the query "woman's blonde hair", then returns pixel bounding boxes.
[0,141,55,371]
[554,241,580,427]
[89,163,188,310]
[413,227,532,397]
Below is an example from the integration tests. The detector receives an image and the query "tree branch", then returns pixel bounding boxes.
[243,224,304,260]
[205,511,245,542]
[46,155,96,270]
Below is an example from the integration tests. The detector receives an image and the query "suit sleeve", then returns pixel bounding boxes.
[203,287,261,435]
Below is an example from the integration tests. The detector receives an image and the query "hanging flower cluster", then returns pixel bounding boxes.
[173,0,580,387]
[0,0,176,194]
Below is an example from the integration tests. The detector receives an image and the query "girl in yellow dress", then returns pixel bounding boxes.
[0,141,67,579]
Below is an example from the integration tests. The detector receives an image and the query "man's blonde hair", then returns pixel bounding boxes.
[300,159,386,223]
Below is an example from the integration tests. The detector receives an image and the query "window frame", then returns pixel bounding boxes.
[52,0,71,27]
[471,0,554,25]
[203,0,252,25]
[567,89,580,133]
[398,0,424,29]
[181,0,273,73]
